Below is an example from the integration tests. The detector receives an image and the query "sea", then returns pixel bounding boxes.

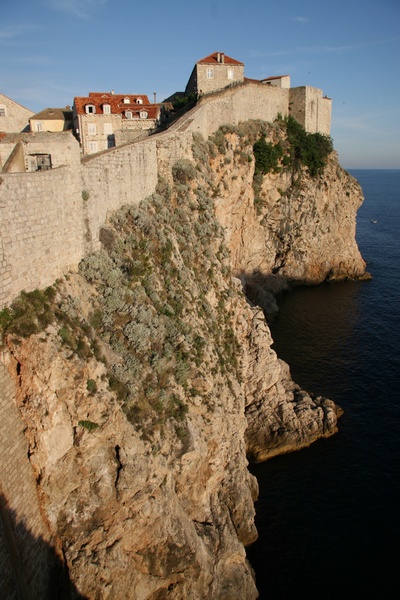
[246,169,400,600]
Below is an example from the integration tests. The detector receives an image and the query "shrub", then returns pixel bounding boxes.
[78,420,98,432]
[172,93,197,111]
[0,308,13,333]
[86,379,97,394]
[286,116,333,176]
[172,159,197,184]
[253,136,283,175]
[2,289,56,338]
[58,326,70,344]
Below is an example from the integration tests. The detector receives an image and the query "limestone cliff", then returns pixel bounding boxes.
[0,120,366,598]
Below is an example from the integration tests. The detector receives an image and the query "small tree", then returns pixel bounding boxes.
[253,136,283,174]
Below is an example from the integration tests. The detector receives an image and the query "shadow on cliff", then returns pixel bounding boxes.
[239,272,291,320]
[0,492,87,600]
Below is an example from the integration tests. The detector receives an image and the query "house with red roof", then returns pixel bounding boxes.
[185,52,245,96]
[185,52,291,96]
[184,51,330,135]
[73,92,162,155]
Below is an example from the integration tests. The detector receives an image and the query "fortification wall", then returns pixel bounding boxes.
[187,82,289,136]
[0,81,334,596]
[289,86,331,136]
[81,138,158,252]
[0,166,85,306]
[0,82,325,308]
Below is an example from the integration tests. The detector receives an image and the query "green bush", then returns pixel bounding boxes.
[86,379,97,394]
[253,136,283,174]
[78,420,98,432]
[286,116,333,176]
[2,288,56,338]
[0,308,13,333]
[172,159,197,184]
[172,93,197,111]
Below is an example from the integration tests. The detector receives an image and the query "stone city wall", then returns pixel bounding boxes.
[1,131,80,172]
[289,86,332,135]
[0,80,333,597]
[1,82,325,308]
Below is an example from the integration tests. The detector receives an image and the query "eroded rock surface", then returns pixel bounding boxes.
[0,121,367,598]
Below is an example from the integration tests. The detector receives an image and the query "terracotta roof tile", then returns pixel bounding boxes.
[73,93,158,118]
[197,52,244,66]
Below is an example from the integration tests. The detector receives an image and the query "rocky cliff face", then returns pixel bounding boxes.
[1,120,366,598]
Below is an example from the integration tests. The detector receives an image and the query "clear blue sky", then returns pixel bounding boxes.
[1,0,399,168]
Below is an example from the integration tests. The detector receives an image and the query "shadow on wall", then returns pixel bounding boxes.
[0,492,87,600]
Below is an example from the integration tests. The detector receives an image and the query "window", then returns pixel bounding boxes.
[139,110,148,119]
[85,104,96,114]
[0,105,6,117]
[88,123,96,135]
[36,122,43,132]
[103,104,111,114]
[89,141,98,153]
[36,154,52,170]
[123,97,130,104]
[227,69,234,80]
[207,68,213,79]
[136,97,143,104]
[104,123,113,134]
[125,110,133,120]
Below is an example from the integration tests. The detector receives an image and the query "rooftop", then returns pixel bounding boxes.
[196,52,244,66]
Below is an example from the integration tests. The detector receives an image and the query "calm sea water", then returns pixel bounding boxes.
[246,170,400,600]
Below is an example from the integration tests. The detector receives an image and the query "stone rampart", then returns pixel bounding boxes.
[289,86,332,135]
[0,82,323,308]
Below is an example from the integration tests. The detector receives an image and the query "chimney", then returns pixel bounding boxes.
[217,52,220,62]
[221,52,225,63]
[111,89,115,95]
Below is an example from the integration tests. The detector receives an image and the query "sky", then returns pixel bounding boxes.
[1,0,399,169]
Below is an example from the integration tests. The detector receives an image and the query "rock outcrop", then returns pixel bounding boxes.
[0,120,367,598]
[210,124,367,287]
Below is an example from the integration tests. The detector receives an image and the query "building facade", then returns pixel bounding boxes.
[0,93,34,134]
[73,92,161,155]
[30,108,73,133]
[185,51,331,136]
[185,52,245,96]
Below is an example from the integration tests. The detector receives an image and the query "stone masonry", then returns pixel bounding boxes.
[0,81,332,308]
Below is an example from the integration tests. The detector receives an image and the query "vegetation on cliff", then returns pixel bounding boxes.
[253,115,333,178]
[0,118,343,446]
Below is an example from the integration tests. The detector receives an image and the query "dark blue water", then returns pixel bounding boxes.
[247,170,400,600]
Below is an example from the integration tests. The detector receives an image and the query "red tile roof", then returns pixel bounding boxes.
[197,52,244,66]
[74,93,158,119]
